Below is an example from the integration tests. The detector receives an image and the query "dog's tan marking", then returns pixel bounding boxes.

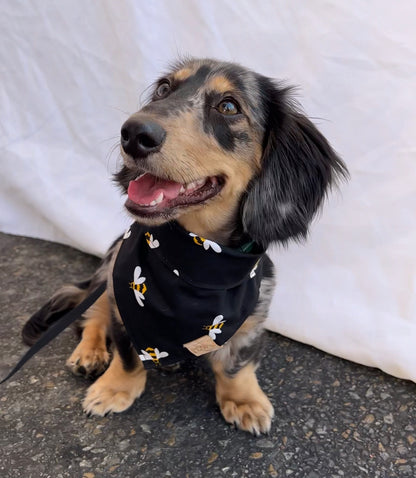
[208,76,235,94]
[212,361,274,435]
[177,153,254,244]
[173,67,194,82]
[66,291,111,376]
[83,349,147,416]
[251,135,264,169]
[149,109,260,243]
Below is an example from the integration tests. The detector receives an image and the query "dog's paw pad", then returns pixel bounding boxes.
[66,342,110,377]
[219,398,274,435]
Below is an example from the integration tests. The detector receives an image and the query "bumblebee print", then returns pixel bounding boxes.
[145,232,159,249]
[139,347,169,365]
[129,266,147,307]
[203,315,226,340]
[189,233,222,253]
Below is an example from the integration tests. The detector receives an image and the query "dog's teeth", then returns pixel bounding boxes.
[144,193,164,207]
[154,192,164,204]
[185,179,206,191]
[179,185,186,194]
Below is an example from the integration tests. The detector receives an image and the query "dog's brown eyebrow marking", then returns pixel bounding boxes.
[173,68,194,82]
[207,76,235,94]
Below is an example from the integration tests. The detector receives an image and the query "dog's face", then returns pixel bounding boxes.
[116,58,348,246]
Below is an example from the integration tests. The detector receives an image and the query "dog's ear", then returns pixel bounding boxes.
[242,79,348,248]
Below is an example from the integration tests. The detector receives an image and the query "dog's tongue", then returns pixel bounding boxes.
[127,173,183,205]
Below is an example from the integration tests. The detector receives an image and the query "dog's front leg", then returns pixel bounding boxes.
[66,291,111,377]
[211,360,274,435]
[83,317,147,416]
[209,318,274,435]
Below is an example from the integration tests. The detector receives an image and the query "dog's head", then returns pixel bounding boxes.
[115,58,348,247]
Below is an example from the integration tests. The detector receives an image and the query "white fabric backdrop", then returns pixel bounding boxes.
[1,1,415,381]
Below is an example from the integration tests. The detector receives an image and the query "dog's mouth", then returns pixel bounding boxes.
[125,172,224,218]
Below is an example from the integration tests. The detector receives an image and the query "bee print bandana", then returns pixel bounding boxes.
[113,222,265,369]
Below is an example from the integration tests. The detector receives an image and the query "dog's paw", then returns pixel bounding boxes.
[83,384,136,416]
[82,369,146,417]
[66,341,110,377]
[218,395,274,435]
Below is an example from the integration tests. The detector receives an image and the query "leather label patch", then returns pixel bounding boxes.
[183,335,222,356]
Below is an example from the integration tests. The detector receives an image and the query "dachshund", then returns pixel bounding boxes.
[22,58,348,435]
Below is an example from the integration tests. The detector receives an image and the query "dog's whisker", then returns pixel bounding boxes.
[138,83,156,109]
[105,105,131,116]
[105,142,122,172]
[100,135,120,145]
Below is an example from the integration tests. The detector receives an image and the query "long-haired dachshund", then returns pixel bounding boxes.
[22,58,348,435]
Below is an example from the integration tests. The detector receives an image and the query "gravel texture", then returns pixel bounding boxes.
[1,232,416,478]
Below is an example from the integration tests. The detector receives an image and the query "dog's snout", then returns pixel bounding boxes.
[120,119,166,158]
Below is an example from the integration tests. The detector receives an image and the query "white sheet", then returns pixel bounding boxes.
[1,1,415,381]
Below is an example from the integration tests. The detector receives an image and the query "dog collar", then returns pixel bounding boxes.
[113,221,265,369]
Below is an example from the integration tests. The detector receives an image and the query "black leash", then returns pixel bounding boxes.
[0,283,106,384]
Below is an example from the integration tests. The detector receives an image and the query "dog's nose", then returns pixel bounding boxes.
[120,118,166,158]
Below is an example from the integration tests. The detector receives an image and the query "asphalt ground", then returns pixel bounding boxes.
[1,232,415,478]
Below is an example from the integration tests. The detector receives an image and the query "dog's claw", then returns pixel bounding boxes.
[66,343,110,378]
[218,397,274,436]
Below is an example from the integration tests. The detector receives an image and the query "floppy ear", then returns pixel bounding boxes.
[242,80,348,248]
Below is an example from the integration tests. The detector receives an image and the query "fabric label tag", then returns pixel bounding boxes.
[183,335,222,356]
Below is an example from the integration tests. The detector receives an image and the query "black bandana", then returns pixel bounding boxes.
[112,222,264,369]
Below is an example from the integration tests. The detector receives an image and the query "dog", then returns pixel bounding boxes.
[22,58,348,435]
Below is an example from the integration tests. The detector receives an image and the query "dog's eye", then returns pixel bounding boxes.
[217,99,240,115]
[155,81,171,98]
